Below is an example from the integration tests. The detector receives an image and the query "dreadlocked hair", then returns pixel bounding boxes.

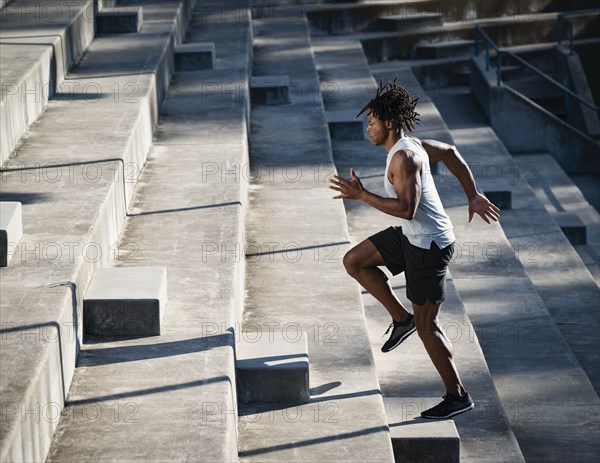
[356,76,421,132]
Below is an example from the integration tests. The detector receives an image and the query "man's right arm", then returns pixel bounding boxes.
[420,139,500,223]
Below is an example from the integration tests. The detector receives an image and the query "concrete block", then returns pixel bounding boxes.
[416,40,474,60]
[483,190,512,210]
[175,42,215,71]
[236,331,309,404]
[553,212,587,245]
[84,266,167,337]
[0,201,22,267]
[97,7,143,34]
[372,13,443,32]
[250,75,290,105]
[390,420,460,463]
[327,110,364,140]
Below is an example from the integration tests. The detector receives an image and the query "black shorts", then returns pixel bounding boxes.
[368,226,454,305]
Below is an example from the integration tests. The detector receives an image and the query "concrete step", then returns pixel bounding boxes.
[511,152,599,284]
[470,55,599,175]
[359,12,560,62]
[0,0,95,164]
[45,4,252,461]
[312,36,524,462]
[0,2,196,461]
[455,64,521,85]
[305,0,595,35]
[237,17,395,463]
[416,39,475,59]
[0,201,22,267]
[421,82,600,460]
[368,12,443,33]
[359,11,600,62]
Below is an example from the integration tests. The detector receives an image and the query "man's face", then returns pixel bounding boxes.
[367,113,390,146]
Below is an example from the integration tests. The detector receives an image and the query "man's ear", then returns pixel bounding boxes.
[385,120,394,131]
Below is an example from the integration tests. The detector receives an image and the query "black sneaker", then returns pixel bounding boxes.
[421,393,475,419]
[381,313,416,352]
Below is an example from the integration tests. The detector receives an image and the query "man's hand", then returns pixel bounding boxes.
[469,193,500,224]
[329,168,365,200]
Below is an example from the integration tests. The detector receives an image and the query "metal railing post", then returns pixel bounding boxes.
[558,14,563,46]
[497,52,502,87]
[569,20,574,54]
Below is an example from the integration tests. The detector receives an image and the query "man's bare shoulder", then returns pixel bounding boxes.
[390,149,422,177]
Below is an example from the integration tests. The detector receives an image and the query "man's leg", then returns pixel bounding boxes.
[343,239,409,322]
[413,300,466,397]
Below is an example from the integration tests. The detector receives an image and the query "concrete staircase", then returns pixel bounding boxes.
[237,15,394,462]
[45,3,252,461]
[1,2,599,462]
[0,0,95,164]
[512,152,599,284]
[0,0,196,461]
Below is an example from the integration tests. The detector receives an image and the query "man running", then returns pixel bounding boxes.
[328,78,500,419]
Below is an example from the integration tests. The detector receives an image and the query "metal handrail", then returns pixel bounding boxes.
[474,25,600,114]
[557,8,600,53]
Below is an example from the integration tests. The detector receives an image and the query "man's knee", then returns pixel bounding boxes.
[343,249,360,277]
[413,305,439,338]
[415,315,431,339]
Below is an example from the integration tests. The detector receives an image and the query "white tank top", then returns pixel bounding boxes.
[385,136,455,249]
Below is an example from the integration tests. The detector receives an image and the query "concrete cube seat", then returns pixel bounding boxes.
[552,211,587,245]
[250,75,290,105]
[97,7,143,34]
[0,201,23,267]
[483,190,512,210]
[174,42,215,71]
[236,331,309,404]
[385,398,460,463]
[326,110,364,140]
[84,266,167,337]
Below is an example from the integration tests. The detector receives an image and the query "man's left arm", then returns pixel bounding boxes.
[421,139,500,224]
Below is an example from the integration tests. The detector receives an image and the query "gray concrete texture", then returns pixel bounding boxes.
[305,0,573,35]
[0,1,197,461]
[0,0,95,164]
[238,17,395,463]
[513,153,599,285]
[45,3,252,462]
